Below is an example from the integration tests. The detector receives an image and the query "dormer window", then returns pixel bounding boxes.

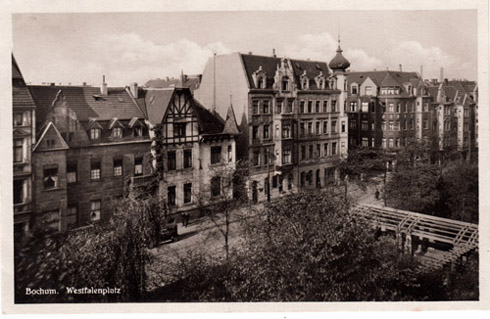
[134,126,143,137]
[300,72,309,90]
[253,66,267,89]
[316,76,325,90]
[112,127,123,138]
[281,76,290,91]
[90,128,101,140]
[351,85,358,95]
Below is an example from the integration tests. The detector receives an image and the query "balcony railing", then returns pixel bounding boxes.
[130,174,155,187]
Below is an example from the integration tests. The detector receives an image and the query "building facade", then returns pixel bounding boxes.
[142,87,239,213]
[29,80,152,231]
[195,45,350,202]
[12,56,36,235]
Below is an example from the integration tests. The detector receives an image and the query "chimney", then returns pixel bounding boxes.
[50,83,55,86]
[444,78,448,85]
[399,64,402,72]
[83,82,87,87]
[272,48,276,58]
[101,75,107,95]
[166,76,169,81]
[420,65,423,79]
[248,51,252,55]
[440,67,444,83]
[130,82,138,98]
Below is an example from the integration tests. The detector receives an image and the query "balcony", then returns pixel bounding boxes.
[130,174,155,187]
[14,202,32,215]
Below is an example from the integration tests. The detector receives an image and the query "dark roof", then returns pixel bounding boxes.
[222,106,240,135]
[240,53,330,90]
[328,46,351,71]
[347,71,421,94]
[29,85,145,124]
[144,89,175,125]
[12,56,36,109]
[193,99,224,134]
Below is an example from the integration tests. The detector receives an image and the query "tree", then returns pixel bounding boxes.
[195,159,248,261]
[14,197,158,303]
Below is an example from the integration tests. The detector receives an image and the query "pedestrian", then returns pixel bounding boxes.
[375,189,380,200]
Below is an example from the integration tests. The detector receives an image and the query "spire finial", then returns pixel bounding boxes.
[337,24,342,52]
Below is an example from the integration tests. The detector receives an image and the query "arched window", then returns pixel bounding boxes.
[257,76,265,89]
[301,77,309,90]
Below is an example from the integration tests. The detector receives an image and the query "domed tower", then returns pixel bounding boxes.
[329,37,351,72]
[329,36,350,157]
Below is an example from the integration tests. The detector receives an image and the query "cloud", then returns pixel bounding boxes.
[386,41,474,80]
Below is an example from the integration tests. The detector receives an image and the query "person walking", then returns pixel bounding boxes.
[375,189,380,200]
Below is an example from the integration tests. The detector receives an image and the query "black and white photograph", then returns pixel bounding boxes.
[1,0,489,315]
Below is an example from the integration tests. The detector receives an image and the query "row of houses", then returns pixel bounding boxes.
[12,42,478,235]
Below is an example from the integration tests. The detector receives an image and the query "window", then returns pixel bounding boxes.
[263,125,270,139]
[67,205,77,228]
[323,101,328,113]
[423,103,429,112]
[257,76,265,89]
[464,108,469,117]
[253,151,260,166]
[302,78,309,90]
[307,171,313,186]
[370,102,375,113]
[423,120,428,130]
[351,85,358,94]
[263,100,270,114]
[252,126,258,140]
[341,121,346,133]
[13,113,23,126]
[184,149,192,168]
[282,149,291,164]
[331,100,336,112]
[381,121,386,131]
[301,146,306,160]
[90,161,101,180]
[282,124,291,138]
[382,138,387,149]
[211,176,221,197]
[315,122,320,134]
[211,146,222,164]
[388,138,394,148]
[90,128,100,140]
[112,127,123,138]
[173,123,186,138]
[389,121,394,131]
[332,142,337,155]
[388,103,394,113]
[252,100,259,114]
[167,151,176,171]
[134,157,143,176]
[307,122,313,134]
[309,145,313,159]
[316,144,321,158]
[323,143,328,157]
[300,101,305,114]
[184,183,192,203]
[362,137,369,147]
[308,101,312,113]
[286,100,293,113]
[409,119,414,130]
[464,122,469,132]
[365,86,372,95]
[281,77,289,91]
[371,122,375,130]
[264,149,269,165]
[43,166,58,189]
[113,158,122,176]
[395,138,400,148]
[13,139,23,163]
[350,102,357,112]
[300,122,305,136]
[361,121,369,131]
[315,101,320,113]
[167,186,176,207]
[323,121,328,134]
[90,200,101,221]
[349,120,356,129]
[288,174,293,190]
[14,179,23,204]
[331,120,337,134]
[41,209,60,231]
[272,175,278,188]
[361,102,369,112]
[276,99,283,114]
[396,103,401,113]
[67,162,77,183]
[227,145,233,162]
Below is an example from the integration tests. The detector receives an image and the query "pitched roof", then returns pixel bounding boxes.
[380,72,401,87]
[12,56,36,109]
[33,122,70,152]
[193,99,224,134]
[29,85,145,124]
[144,88,175,125]
[222,106,240,135]
[240,53,330,90]
[347,71,421,94]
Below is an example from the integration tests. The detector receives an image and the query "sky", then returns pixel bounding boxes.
[12,10,478,87]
